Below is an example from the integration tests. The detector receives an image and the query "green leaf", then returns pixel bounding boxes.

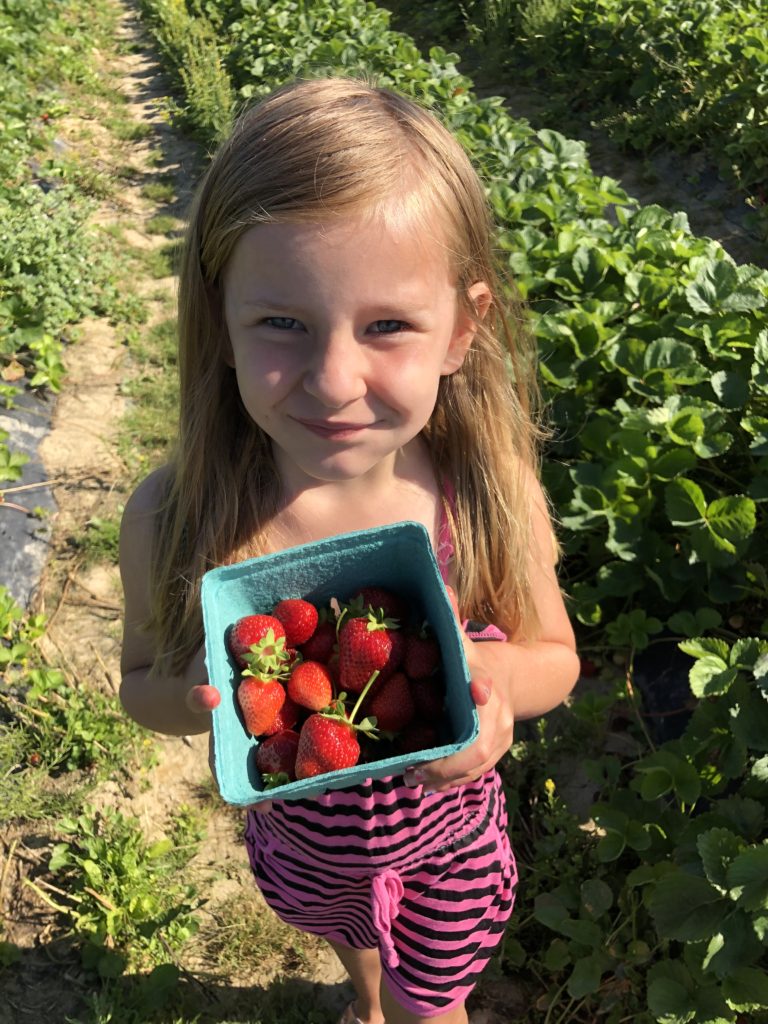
[580,878,613,919]
[710,369,750,409]
[689,655,739,698]
[647,961,696,1023]
[686,259,767,315]
[543,938,571,970]
[722,966,768,1010]
[668,609,722,636]
[567,951,608,999]
[697,828,744,888]
[648,872,727,940]
[741,415,768,455]
[666,479,706,524]
[726,845,768,910]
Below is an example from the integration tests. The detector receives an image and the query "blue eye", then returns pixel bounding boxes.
[370,320,409,334]
[264,316,302,330]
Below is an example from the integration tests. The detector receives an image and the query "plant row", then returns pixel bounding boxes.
[405,0,768,225]
[134,2,768,1021]
[0,0,137,485]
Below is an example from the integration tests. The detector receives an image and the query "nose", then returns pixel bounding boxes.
[302,327,367,408]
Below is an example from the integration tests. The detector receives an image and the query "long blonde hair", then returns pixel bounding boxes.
[150,76,545,674]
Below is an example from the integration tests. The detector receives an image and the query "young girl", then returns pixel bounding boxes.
[119,77,579,1024]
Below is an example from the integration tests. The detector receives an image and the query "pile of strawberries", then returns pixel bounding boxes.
[225,586,445,787]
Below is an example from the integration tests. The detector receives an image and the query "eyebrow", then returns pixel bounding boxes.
[238,298,433,317]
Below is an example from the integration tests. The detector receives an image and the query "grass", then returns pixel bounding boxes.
[145,213,181,235]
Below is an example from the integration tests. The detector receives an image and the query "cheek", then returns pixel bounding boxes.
[234,344,301,394]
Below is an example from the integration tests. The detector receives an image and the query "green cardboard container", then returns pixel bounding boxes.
[201,521,478,803]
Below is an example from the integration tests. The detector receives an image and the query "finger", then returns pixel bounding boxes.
[247,799,273,814]
[186,684,221,713]
[470,676,492,705]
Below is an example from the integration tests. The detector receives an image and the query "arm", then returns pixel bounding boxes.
[405,472,580,791]
[119,468,213,737]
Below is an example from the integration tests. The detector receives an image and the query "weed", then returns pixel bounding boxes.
[141,178,177,204]
[145,214,181,236]
[39,805,203,975]
[68,514,122,566]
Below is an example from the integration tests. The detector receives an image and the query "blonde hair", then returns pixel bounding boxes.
[150,76,545,674]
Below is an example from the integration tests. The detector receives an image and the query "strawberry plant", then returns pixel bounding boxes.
[0,585,154,823]
[136,1,768,1019]
[36,805,202,977]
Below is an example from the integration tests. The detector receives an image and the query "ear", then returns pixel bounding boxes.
[440,280,492,376]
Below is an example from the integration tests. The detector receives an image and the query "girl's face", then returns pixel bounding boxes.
[222,213,489,490]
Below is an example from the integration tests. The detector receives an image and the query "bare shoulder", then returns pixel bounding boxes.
[122,464,174,524]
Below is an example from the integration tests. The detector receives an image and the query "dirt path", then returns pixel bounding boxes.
[2,4,352,1022]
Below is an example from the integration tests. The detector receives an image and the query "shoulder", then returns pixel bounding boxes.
[122,464,174,523]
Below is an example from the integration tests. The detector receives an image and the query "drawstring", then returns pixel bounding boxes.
[371,869,404,968]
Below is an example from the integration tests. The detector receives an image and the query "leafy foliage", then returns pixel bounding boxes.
[444,0,768,217]
[106,0,768,1019]
[42,805,202,976]
[0,0,133,473]
[0,586,155,823]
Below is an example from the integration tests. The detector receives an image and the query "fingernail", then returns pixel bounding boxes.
[404,768,427,787]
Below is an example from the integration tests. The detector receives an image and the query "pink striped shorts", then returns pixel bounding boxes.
[245,769,517,1017]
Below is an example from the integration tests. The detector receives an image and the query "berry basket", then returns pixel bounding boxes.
[201,521,478,803]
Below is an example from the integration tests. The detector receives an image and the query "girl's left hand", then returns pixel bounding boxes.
[402,588,514,792]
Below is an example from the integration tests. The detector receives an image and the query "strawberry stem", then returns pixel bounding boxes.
[348,670,380,725]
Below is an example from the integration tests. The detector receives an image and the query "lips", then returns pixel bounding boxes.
[293,417,374,439]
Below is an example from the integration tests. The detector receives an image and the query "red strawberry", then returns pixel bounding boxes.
[236,676,285,736]
[299,619,337,663]
[296,715,360,779]
[379,627,405,682]
[369,671,415,733]
[404,623,440,679]
[228,614,287,670]
[287,660,334,711]
[338,612,400,693]
[295,674,380,779]
[262,693,300,735]
[349,586,406,623]
[411,676,445,719]
[256,729,300,782]
[272,598,319,646]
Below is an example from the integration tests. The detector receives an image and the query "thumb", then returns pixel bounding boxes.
[186,684,221,713]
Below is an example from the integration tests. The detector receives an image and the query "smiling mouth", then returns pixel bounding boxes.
[293,418,375,438]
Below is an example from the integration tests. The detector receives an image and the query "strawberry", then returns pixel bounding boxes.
[338,612,401,693]
[295,673,380,779]
[256,729,300,784]
[287,660,334,711]
[348,586,406,623]
[403,623,440,679]
[299,619,337,663]
[411,675,445,719]
[228,614,287,670]
[379,627,405,682]
[368,671,415,733]
[295,714,361,779]
[272,598,319,646]
[236,676,285,736]
[262,693,300,735]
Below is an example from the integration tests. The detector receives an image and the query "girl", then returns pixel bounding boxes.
[119,77,579,1024]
